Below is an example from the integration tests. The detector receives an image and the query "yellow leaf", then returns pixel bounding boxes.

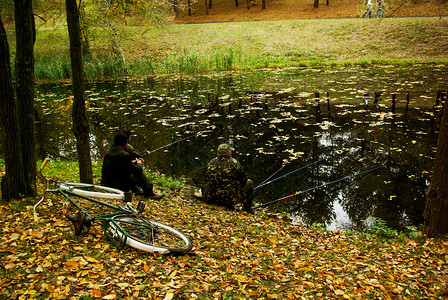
[143,264,150,273]
[168,270,177,279]
[45,285,55,293]
[28,290,37,295]
[4,263,15,269]
[90,289,102,298]
[65,260,79,268]
[334,289,344,296]
[117,283,129,288]
[249,291,260,296]
[163,292,174,300]
[42,261,52,268]
[85,256,98,263]
[36,265,43,273]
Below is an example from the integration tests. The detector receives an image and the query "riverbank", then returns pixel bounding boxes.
[1,160,447,299]
[7,16,447,81]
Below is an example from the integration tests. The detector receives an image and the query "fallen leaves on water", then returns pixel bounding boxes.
[1,192,447,300]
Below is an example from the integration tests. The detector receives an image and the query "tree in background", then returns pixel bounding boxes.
[15,0,37,197]
[424,98,448,237]
[85,0,172,72]
[0,15,28,201]
[66,0,94,183]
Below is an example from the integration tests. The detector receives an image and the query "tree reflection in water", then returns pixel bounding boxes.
[34,66,447,230]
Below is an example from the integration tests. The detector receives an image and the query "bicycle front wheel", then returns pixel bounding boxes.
[109,215,193,254]
[59,182,124,200]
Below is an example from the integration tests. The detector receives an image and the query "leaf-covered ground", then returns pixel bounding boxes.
[1,187,447,299]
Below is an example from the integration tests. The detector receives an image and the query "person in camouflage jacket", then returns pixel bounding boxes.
[203,144,253,212]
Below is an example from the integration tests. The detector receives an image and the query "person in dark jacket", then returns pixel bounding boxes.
[121,130,150,160]
[101,132,163,200]
[203,143,253,212]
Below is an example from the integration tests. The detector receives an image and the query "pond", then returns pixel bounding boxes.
[34,64,448,231]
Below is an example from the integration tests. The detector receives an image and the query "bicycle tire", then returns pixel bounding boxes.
[59,182,124,200]
[108,214,193,254]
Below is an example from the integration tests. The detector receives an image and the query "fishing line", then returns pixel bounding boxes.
[286,170,371,214]
[257,163,287,187]
[252,164,386,210]
[140,133,198,155]
[254,157,326,190]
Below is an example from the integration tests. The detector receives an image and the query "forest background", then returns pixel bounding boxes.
[2,0,448,80]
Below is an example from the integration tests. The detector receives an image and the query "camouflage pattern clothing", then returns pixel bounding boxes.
[203,152,253,211]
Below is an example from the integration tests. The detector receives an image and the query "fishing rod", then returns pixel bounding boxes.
[139,133,197,156]
[252,164,386,210]
[254,157,326,191]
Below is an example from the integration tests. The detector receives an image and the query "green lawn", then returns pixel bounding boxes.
[6,17,448,80]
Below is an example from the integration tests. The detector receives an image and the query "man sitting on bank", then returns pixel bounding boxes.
[101,132,163,200]
[203,143,253,212]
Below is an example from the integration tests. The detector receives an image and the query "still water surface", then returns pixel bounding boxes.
[35,65,448,230]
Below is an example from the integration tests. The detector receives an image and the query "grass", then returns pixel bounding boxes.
[5,16,448,80]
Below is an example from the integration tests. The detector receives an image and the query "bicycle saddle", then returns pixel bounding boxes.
[65,209,92,236]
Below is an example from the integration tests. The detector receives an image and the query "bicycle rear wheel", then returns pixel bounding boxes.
[108,214,193,254]
[59,182,124,200]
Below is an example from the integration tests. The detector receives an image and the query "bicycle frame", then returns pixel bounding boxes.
[34,183,151,250]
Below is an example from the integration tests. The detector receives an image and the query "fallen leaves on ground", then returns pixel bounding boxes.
[1,190,447,300]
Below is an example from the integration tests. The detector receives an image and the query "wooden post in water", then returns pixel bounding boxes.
[315,92,321,116]
[391,93,396,114]
[443,91,447,116]
[435,90,442,107]
[404,91,410,118]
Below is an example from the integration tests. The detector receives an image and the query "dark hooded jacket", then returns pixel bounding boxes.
[101,146,143,192]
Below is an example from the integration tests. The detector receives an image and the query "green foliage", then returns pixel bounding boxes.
[34,55,72,80]
[214,47,241,71]
[363,216,398,239]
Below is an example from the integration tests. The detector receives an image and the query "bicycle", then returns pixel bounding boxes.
[33,166,193,254]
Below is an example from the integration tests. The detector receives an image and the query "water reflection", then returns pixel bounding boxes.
[33,65,447,230]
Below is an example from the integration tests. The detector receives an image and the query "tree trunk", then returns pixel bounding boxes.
[0,16,27,201]
[424,99,448,237]
[15,0,37,196]
[65,0,93,183]
[314,0,319,8]
[262,0,266,9]
[235,0,239,7]
[205,0,209,14]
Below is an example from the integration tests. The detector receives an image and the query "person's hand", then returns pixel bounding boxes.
[133,158,144,165]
